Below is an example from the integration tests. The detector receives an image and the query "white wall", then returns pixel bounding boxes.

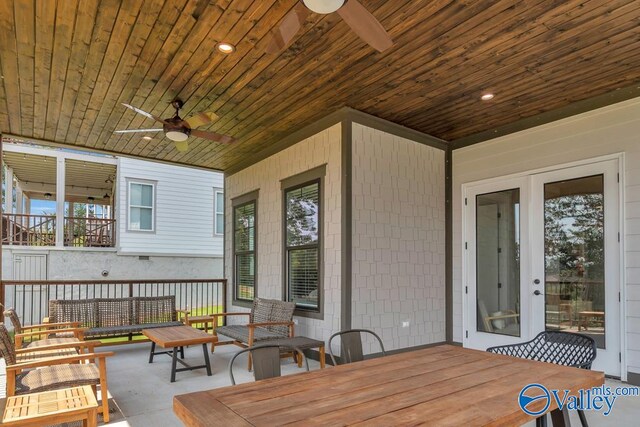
[452,97,640,378]
[117,157,223,256]
[224,124,343,344]
[351,123,446,352]
[2,248,223,280]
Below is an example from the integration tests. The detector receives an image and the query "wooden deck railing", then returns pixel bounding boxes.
[1,214,116,247]
[1,213,56,246]
[64,217,115,247]
[1,279,227,329]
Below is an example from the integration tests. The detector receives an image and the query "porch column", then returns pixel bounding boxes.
[4,166,13,213]
[15,183,23,215]
[56,157,65,247]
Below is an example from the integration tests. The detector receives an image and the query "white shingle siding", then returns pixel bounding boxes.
[117,157,223,256]
[351,123,447,353]
[452,97,640,377]
[224,124,343,343]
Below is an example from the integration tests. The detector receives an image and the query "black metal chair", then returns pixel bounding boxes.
[487,331,597,427]
[228,344,309,385]
[328,329,386,366]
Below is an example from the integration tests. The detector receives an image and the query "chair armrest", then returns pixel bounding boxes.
[20,321,81,331]
[6,352,115,371]
[176,309,190,323]
[247,321,294,328]
[212,312,251,319]
[486,314,520,321]
[15,327,85,339]
[15,340,101,354]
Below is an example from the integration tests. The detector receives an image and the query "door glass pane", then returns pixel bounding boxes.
[544,175,605,348]
[476,189,521,336]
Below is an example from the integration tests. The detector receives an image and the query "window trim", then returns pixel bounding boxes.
[126,179,157,233]
[281,165,325,320]
[232,190,259,308]
[214,188,224,236]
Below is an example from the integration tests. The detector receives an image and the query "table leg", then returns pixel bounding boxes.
[86,407,98,427]
[550,407,571,427]
[171,347,178,383]
[319,345,326,369]
[202,343,212,376]
[149,342,156,363]
[180,346,185,359]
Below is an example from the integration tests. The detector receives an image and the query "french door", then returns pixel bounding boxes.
[465,159,621,376]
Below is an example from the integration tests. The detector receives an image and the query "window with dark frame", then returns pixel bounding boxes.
[234,200,256,302]
[284,180,321,311]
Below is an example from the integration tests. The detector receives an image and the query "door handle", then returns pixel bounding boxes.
[533,290,542,296]
[533,279,540,285]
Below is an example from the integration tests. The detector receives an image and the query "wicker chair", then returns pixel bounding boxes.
[3,307,84,348]
[0,324,114,422]
[212,298,296,370]
[328,329,386,366]
[228,344,309,385]
[487,331,596,427]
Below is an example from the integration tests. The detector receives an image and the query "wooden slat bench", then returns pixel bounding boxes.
[47,296,186,340]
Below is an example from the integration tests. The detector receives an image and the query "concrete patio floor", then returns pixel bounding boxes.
[2,342,639,426]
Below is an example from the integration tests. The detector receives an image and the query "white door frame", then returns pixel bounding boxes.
[462,153,626,379]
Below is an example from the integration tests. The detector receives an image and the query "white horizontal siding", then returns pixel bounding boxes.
[117,157,223,256]
[452,96,640,377]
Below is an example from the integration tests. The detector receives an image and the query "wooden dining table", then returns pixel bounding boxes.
[173,344,604,426]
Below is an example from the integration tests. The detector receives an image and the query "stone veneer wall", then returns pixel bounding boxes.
[351,123,447,353]
[224,124,343,343]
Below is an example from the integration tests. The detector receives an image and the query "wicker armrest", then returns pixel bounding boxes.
[6,351,115,371]
[20,321,81,331]
[14,340,101,354]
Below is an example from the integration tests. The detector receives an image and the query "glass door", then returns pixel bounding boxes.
[466,177,532,349]
[531,160,620,376]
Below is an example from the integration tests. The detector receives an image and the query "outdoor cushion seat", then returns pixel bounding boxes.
[83,321,183,338]
[15,363,100,394]
[215,324,283,343]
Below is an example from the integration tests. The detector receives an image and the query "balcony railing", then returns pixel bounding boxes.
[1,214,116,247]
[1,213,56,246]
[1,279,227,329]
[64,217,115,247]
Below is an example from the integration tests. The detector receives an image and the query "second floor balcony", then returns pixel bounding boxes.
[2,213,116,248]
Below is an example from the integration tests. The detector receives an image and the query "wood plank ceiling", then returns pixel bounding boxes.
[0,0,639,171]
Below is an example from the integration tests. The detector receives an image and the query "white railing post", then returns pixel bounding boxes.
[56,157,65,247]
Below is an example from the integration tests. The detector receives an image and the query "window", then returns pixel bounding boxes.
[128,181,155,231]
[214,189,224,235]
[233,192,257,303]
[284,179,321,312]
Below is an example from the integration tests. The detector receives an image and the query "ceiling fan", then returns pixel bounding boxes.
[114,100,235,152]
[265,0,393,54]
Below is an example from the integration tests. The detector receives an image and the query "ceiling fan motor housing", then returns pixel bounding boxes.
[164,116,190,142]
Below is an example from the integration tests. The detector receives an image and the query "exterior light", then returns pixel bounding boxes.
[103,193,111,200]
[303,0,345,13]
[216,42,236,54]
[481,93,495,101]
[44,193,52,200]
[87,196,95,202]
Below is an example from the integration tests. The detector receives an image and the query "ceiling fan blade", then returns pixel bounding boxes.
[337,0,393,53]
[264,2,310,54]
[121,103,166,123]
[184,112,219,129]
[113,128,163,134]
[191,129,235,144]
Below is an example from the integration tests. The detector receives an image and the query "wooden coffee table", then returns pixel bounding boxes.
[143,326,218,382]
[1,385,98,427]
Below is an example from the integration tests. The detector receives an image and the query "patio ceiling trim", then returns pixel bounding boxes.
[451,82,640,150]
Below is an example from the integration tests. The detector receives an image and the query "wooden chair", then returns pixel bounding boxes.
[328,329,385,365]
[228,344,308,385]
[0,324,114,423]
[478,300,520,335]
[212,298,296,370]
[3,307,85,348]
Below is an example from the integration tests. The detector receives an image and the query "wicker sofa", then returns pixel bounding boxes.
[47,296,185,339]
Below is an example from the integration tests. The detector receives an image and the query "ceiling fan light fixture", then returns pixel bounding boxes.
[216,42,236,54]
[165,130,189,142]
[303,0,345,14]
[174,140,189,152]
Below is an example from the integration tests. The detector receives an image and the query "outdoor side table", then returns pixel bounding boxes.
[261,336,326,368]
[143,326,218,382]
[1,385,98,427]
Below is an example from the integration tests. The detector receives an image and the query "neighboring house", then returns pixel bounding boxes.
[1,142,224,281]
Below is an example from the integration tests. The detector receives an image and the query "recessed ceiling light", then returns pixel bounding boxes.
[216,42,235,54]
[142,136,152,140]
[481,93,495,101]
